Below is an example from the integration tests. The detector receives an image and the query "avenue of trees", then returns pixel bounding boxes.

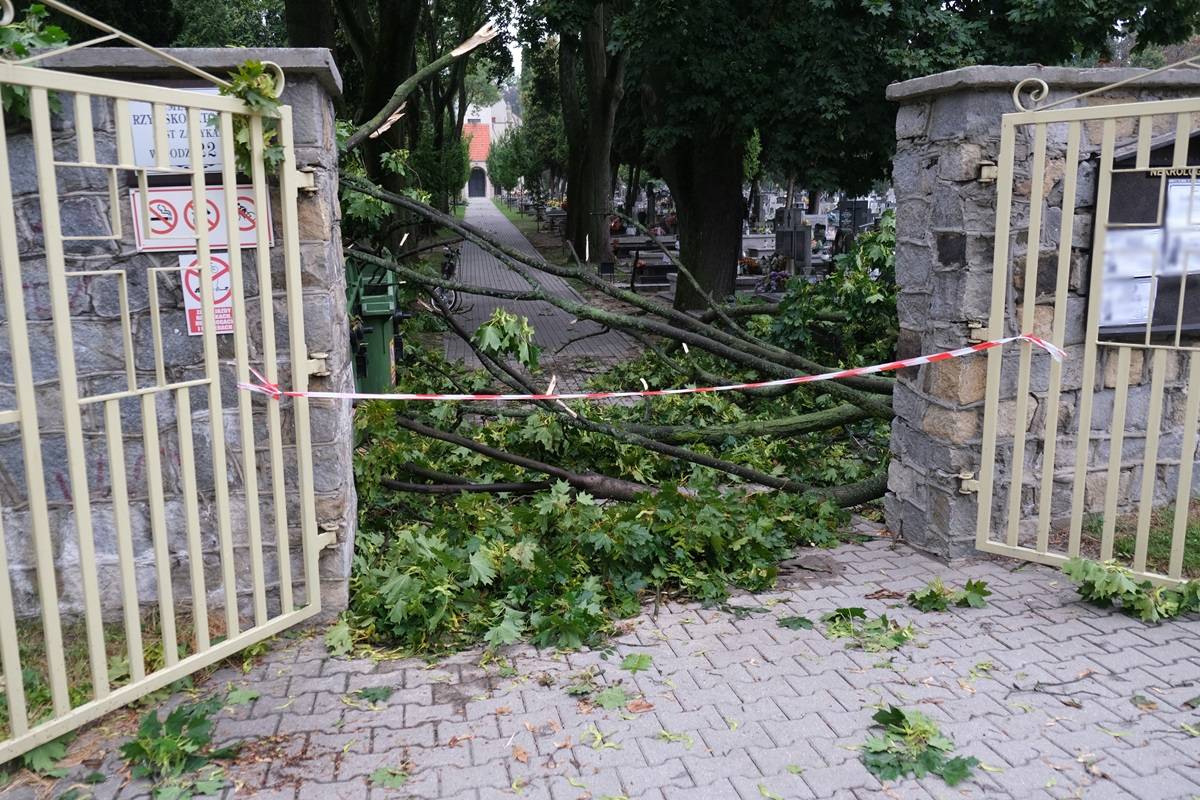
[42,1,1200,309]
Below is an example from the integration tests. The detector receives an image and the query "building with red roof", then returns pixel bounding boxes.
[461,95,518,200]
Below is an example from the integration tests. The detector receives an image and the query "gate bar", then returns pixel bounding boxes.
[1068,120,1116,556]
[31,87,109,702]
[218,111,268,626]
[189,108,239,636]
[249,116,294,614]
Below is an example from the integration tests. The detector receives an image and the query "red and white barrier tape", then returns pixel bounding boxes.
[238,334,1065,403]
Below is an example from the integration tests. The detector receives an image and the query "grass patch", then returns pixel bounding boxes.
[1082,499,1200,577]
[0,611,277,741]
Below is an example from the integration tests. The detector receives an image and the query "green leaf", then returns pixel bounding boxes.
[355,686,395,705]
[22,736,71,776]
[758,784,784,800]
[938,756,979,786]
[370,766,409,788]
[468,549,497,587]
[595,686,630,710]
[620,653,653,674]
[225,686,260,707]
[778,615,814,630]
[325,618,354,657]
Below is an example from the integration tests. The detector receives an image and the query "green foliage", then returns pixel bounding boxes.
[217,61,283,174]
[472,309,541,370]
[594,686,630,710]
[771,211,897,368]
[778,615,814,630]
[325,618,354,656]
[619,654,653,674]
[119,698,238,799]
[863,706,978,787]
[822,607,914,651]
[0,4,68,120]
[172,0,285,47]
[410,116,472,210]
[907,578,991,612]
[224,686,259,707]
[21,734,71,777]
[370,765,410,788]
[487,127,525,193]
[1062,557,1200,623]
[348,458,843,653]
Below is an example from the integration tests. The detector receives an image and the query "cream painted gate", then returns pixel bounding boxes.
[0,2,320,762]
[977,68,1200,584]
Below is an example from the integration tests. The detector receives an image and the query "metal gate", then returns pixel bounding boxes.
[977,69,1200,585]
[0,4,319,762]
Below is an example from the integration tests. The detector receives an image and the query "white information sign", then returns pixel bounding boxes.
[179,253,235,336]
[130,184,274,253]
[129,87,223,170]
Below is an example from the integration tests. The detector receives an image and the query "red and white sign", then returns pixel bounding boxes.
[131,185,274,253]
[179,253,235,336]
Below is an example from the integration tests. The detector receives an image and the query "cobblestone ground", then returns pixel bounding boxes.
[16,537,1200,800]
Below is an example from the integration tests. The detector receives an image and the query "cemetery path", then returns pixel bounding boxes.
[444,197,635,389]
[27,530,1200,800]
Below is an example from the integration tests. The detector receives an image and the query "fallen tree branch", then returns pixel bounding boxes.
[342,179,894,399]
[623,404,873,445]
[431,292,858,498]
[344,22,499,152]
[348,246,894,418]
[380,478,551,495]
[392,415,651,501]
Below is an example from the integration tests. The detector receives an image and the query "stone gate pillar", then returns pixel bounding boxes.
[884,65,1200,559]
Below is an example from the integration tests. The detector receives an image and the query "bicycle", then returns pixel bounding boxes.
[432,244,471,314]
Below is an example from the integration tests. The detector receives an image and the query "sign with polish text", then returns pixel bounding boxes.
[179,253,235,336]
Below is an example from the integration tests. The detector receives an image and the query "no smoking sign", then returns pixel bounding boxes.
[132,185,274,253]
[179,253,235,336]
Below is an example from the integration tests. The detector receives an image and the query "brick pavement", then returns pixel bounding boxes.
[18,537,1200,799]
[444,198,635,388]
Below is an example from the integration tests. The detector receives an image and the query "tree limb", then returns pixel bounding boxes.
[343,178,895,400]
[381,478,551,495]
[623,404,873,445]
[392,415,651,501]
[344,21,499,151]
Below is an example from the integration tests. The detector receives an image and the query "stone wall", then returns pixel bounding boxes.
[0,49,356,620]
[885,65,1200,558]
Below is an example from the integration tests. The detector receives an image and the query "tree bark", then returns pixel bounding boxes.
[285,0,338,48]
[624,162,641,217]
[623,404,872,445]
[557,4,626,263]
[657,128,744,310]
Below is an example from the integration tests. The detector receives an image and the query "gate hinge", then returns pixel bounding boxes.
[307,352,330,377]
[957,472,980,494]
[316,523,338,551]
[977,161,998,183]
[967,322,989,343]
[296,166,318,194]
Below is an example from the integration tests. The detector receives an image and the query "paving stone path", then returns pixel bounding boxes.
[23,536,1200,799]
[444,198,634,387]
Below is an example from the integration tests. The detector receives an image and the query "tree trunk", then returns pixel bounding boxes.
[624,162,641,217]
[659,129,744,310]
[749,178,762,228]
[285,0,337,48]
[556,4,625,264]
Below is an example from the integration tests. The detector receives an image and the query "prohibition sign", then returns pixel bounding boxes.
[235,195,257,233]
[183,198,221,233]
[183,255,233,306]
[147,198,178,235]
